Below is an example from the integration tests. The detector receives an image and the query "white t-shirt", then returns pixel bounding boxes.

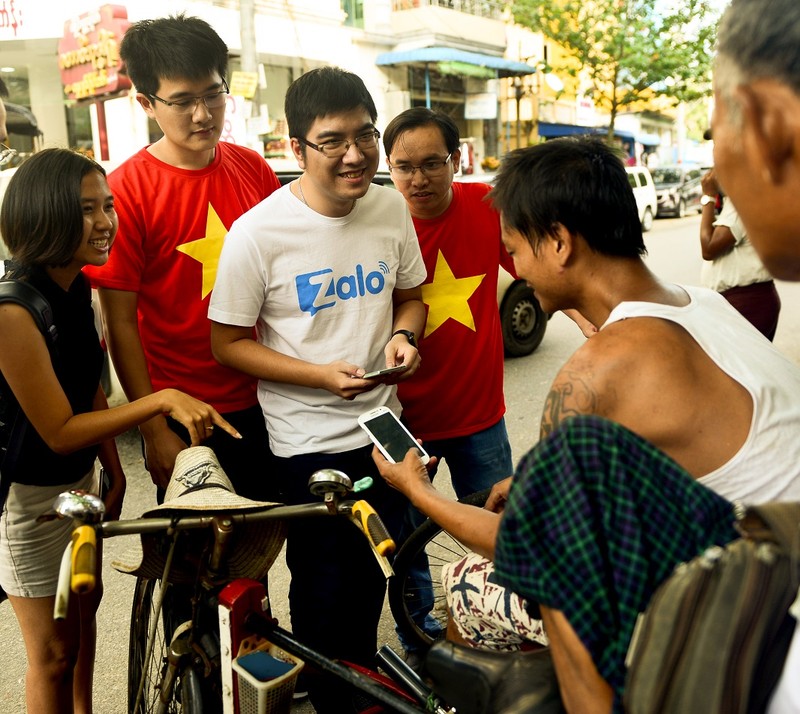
[701,200,772,292]
[604,285,800,503]
[209,183,426,457]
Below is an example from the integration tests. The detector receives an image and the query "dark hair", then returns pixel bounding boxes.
[284,67,377,146]
[0,77,8,98]
[1,149,107,268]
[382,107,460,156]
[120,14,228,98]
[490,137,645,258]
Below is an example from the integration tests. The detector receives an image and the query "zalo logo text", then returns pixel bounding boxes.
[296,262,390,316]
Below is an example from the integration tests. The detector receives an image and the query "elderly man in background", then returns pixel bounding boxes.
[712,0,800,709]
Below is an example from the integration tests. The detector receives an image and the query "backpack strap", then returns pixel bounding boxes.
[0,278,59,502]
[0,280,59,350]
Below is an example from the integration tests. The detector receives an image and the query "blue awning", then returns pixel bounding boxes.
[537,122,661,148]
[636,133,661,147]
[538,121,639,144]
[376,47,538,78]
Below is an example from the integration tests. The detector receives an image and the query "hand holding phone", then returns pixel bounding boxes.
[361,364,408,380]
[358,406,430,464]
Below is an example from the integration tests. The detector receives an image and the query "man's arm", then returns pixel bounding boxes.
[98,288,187,488]
[540,367,600,439]
[373,447,501,560]
[210,322,383,401]
[387,286,425,380]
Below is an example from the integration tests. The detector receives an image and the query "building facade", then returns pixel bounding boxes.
[1,0,550,171]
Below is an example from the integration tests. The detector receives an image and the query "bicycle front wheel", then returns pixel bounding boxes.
[388,489,490,652]
[128,576,203,714]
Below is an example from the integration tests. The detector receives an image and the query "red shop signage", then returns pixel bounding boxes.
[58,4,131,101]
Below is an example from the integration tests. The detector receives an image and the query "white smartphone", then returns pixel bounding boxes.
[358,406,430,465]
[361,364,408,380]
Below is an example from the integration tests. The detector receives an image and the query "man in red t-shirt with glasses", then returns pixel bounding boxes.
[85,15,280,500]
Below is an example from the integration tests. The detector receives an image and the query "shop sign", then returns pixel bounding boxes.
[465,92,498,120]
[0,0,23,39]
[58,4,131,101]
[229,71,259,100]
[576,95,596,126]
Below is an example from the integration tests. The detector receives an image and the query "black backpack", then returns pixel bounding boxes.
[0,277,59,507]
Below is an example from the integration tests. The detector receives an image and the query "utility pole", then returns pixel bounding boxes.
[240,0,259,117]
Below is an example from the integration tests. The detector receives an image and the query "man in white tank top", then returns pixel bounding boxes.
[374,135,800,712]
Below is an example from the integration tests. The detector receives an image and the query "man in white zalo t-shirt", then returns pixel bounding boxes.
[208,67,425,712]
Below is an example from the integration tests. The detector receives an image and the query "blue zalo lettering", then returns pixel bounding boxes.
[296,264,386,316]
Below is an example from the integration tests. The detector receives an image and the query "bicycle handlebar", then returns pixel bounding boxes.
[70,524,97,594]
[351,499,395,556]
[350,499,396,578]
[54,497,395,617]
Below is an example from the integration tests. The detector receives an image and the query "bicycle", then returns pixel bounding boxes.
[50,448,453,714]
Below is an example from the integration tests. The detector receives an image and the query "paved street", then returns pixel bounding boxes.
[2,213,799,711]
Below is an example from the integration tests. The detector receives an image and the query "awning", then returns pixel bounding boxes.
[538,121,639,145]
[636,133,661,147]
[537,122,661,149]
[376,47,538,78]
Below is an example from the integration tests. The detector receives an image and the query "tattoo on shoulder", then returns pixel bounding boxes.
[540,372,599,438]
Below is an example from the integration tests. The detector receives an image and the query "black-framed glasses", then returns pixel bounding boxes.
[0,143,17,167]
[298,130,381,159]
[388,154,452,179]
[150,80,230,115]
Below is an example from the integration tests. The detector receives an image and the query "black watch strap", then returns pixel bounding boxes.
[392,329,418,348]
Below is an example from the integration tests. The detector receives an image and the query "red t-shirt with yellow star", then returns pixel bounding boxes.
[84,141,280,412]
[398,181,515,441]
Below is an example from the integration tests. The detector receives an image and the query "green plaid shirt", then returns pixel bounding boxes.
[494,416,737,706]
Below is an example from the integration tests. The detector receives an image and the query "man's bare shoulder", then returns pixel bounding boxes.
[540,317,694,437]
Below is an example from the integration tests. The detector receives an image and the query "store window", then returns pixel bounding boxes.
[1,69,39,167]
[65,102,94,158]
[341,0,364,28]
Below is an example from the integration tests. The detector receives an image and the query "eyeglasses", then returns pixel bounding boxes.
[388,155,452,179]
[149,80,229,115]
[298,130,381,159]
[0,143,17,167]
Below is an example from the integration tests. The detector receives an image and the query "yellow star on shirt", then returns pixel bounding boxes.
[421,251,485,337]
[176,204,227,299]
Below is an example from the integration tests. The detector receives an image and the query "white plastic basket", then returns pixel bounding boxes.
[232,640,304,714]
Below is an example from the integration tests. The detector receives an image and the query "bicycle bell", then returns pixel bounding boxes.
[51,489,106,523]
[308,469,353,497]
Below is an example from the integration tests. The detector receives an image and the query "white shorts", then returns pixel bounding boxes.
[0,469,97,598]
[443,552,549,650]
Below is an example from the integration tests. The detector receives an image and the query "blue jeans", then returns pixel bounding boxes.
[396,418,513,652]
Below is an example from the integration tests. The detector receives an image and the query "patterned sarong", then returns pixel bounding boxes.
[494,415,738,707]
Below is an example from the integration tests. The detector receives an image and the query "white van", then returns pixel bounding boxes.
[625,166,658,232]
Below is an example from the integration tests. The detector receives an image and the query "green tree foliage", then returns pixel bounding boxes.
[513,0,719,138]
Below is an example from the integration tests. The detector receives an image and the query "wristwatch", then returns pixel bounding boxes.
[700,194,716,206]
[392,329,418,348]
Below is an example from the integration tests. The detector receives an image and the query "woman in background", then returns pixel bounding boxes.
[699,167,781,340]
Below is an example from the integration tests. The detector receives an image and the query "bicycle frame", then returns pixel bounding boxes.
[52,476,451,714]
